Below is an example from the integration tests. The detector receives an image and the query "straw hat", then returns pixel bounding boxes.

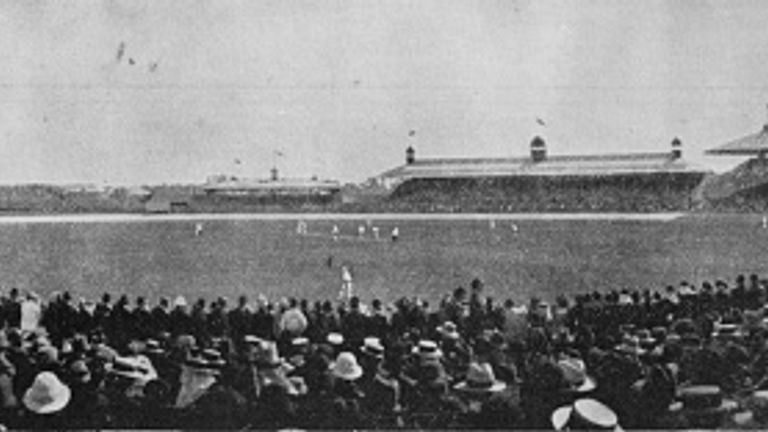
[108,355,158,383]
[291,337,310,350]
[634,329,656,348]
[669,385,738,429]
[436,321,460,340]
[23,372,71,415]
[711,323,745,341]
[552,398,622,431]
[144,339,165,356]
[558,357,597,393]
[243,335,263,345]
[330,351,363,381]
[454,362,506,393]
[173,295,188,308]
[201,349,226,368]
[614,335,645,356]
[361,337,385,359]
[327,333,344,346]
[412,340,443,362]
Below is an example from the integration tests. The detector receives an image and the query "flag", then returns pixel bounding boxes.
[408,130,416,137]
[116,41,125,62]
[536,118,546,126]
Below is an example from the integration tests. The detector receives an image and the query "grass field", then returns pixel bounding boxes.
[0,213,767,305]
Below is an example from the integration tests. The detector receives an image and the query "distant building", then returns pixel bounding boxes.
[144,188,192,213]
[201,169,341,205]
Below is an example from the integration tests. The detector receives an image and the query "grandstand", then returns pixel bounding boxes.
[374,137,711,212]
[702,110,768,212]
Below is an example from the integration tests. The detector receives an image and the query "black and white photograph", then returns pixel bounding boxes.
[1,0,768,429]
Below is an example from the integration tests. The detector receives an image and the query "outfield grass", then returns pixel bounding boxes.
[0,214,766,305]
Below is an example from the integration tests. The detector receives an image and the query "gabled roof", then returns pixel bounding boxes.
[378,152,709,180]
[706,125,768,155]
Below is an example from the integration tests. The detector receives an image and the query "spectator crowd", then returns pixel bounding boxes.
[388,174,703,213]
[3,274,768,429]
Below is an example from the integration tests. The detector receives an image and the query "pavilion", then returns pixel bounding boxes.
[706,107,768,159]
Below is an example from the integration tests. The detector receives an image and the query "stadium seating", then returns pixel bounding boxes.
[387,173,706,213]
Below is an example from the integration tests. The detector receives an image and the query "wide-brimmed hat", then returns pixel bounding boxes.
[291,337,310,350]
[711,323,745,341]
[144,339,165,355]
[281,308,308,335]
[558,357,597,393]
[108,355,158,383]
[201,348,226,368]
[23,372,71,414]
[173,295,188,308]
[634,329,656,348]
[670,385,738,429]
[243,335,264,345]
[412,340,443,362]
[436,321,460,340]
[454,362,507,393]
[552,398,622,431]
[614,335,645,356]
[330,351,363,381]
[361,337,385,358]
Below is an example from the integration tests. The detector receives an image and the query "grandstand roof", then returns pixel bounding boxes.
[378,152,709,181]
[706,125,768,156]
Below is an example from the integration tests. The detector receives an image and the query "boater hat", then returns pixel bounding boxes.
[327,333,344,346]
[669,385,738,429]
[614,335,646,356]
[412,340,443,361]
[361,337,385,358]
[23,372,71,415]
[108,355,158,383]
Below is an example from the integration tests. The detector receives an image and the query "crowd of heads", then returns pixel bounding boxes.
[2,274,768,429]
[385,175,701,213]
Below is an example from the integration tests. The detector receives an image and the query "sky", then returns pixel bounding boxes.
[1,0,768,185]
